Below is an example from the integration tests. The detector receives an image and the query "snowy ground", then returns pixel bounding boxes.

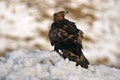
[0,49,120,80]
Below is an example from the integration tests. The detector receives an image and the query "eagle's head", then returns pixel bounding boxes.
[53,11,68,21]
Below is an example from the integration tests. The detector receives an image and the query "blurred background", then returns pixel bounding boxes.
[0,0,120,68]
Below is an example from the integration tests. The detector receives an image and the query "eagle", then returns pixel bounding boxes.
[49,11,89,68]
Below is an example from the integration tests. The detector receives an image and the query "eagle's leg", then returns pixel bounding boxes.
[54,43,62,52]
[54,46,59,53]
[54,45,67,59]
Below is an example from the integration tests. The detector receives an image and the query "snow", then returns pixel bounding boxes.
[0,49,120,80]
[0,3,37,38]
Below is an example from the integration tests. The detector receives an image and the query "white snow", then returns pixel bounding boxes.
[0,49,120,80]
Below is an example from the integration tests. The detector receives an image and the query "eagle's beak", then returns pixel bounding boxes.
[64,11,69,15]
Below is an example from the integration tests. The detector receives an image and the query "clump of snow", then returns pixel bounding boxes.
[0,49,120,80]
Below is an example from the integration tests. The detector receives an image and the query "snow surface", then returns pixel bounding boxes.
[0,49,120,80]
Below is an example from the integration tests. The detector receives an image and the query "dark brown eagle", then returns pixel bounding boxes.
[49,11,89,68]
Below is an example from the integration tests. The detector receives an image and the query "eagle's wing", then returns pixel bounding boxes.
[75,30,84,48]
[49,20,84,50]
[49,29,62,45]
[49,21,70,46]
[61,24,84,49]
[49,27,69,52]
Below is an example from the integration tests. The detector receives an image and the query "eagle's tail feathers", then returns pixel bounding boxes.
[76,53,89,68]
[61,49,89,69]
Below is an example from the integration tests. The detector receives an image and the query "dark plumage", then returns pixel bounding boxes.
[49,11,89,68]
